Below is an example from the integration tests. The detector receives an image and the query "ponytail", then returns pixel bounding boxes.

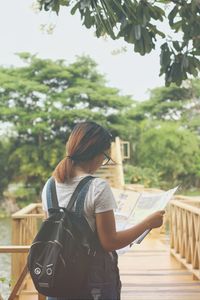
[52,157,74,183]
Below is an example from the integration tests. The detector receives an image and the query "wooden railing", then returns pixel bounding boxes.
[11,203,44,285]
[169,197,200,280]
[0,203,45,300]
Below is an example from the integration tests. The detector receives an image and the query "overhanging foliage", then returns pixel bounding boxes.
[38,0,200,86]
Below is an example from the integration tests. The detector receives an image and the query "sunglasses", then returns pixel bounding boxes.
[102,152,116,166]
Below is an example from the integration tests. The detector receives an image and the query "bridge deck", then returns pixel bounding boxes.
[3,234,199,299]
[119,235,200,300]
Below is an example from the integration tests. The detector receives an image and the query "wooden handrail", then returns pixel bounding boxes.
[12,203,44,219]
[170,199,200,215]
[0,246,30,253]
[0,247,45,300]
[8,264,28,300]
[12,213,44,219]
[12,203,41,217]
[175,195,200,202]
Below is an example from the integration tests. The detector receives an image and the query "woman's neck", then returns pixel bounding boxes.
[72,165,91,177]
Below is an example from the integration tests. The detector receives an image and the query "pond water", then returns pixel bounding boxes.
[0,218,11,300]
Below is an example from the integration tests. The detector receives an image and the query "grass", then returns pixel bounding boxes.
[0,208,9,218]
[181,188,200,197]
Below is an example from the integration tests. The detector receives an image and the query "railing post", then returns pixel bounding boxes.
[111,137,124,188]
[11,204,44,295]
[11,218,22,289]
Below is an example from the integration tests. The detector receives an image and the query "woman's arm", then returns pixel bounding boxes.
[95,210,165,251]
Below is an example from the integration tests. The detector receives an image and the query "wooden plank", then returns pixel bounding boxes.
[175,195,200,203]
[12,204,38,218]
[170,200,200,215]
[119,237,200,300]
[12,214,44,219]
[8,264,28,300]
[0,246,29,253]
[11,218,21,288]
[171,249,200,280]
[8,236,199,300]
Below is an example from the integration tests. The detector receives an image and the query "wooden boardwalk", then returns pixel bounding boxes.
[119,235,200,300]
[1,235,200,299]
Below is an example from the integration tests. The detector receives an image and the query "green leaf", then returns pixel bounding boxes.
[134,25,141,40]
[83,8,94,28]
[142,29,154,54]
[71,2,80,15]
[171,20,182,32]
[160,50,171,69]
[148,5,165,21]
[168,5,179,26]
[181,55,189,69]
[149,24,165,38]
[173,41,181,52]
[125,26,135,44]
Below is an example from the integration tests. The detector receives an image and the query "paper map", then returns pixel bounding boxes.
[112,186,179,254]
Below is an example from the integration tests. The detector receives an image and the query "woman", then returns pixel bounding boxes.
[41,121,165,300]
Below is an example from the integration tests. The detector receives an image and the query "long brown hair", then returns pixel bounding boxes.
[52,121,112,182]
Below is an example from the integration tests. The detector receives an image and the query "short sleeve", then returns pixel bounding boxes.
[93,178,117,213]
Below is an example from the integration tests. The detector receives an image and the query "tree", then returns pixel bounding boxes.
[125,79,200,123]
[122,80,200,189]
[0,140,15,198]
[38,0,200,86]
[135,122,200,188]
[0,53,133,197]
[180,79,200,135]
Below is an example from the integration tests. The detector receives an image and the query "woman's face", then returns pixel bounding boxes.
[88,153,104,173]
[89,149,111,173]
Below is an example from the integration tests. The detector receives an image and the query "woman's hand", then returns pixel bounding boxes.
[144,210,165,229]
[95,209,166,251]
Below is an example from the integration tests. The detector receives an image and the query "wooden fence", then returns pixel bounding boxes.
[170,197,200,280]
[3,203,45,299]
[11,203,44,286]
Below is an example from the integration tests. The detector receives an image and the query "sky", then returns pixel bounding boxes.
[0,1,165,101]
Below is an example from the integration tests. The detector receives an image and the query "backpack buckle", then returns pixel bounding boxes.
[88,248,96,256]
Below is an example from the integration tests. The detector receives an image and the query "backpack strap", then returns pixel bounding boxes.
[46,177,59,210]
[66,175,94,212]
[46,175,94,212]
[74,179,94,217]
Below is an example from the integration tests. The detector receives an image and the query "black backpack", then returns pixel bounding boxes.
[27,175,97,297]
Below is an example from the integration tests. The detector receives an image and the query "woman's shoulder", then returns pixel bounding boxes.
[92,177,110,188]
[43,175,111,193]
[90,177,117,211]
[91,177,113,197]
